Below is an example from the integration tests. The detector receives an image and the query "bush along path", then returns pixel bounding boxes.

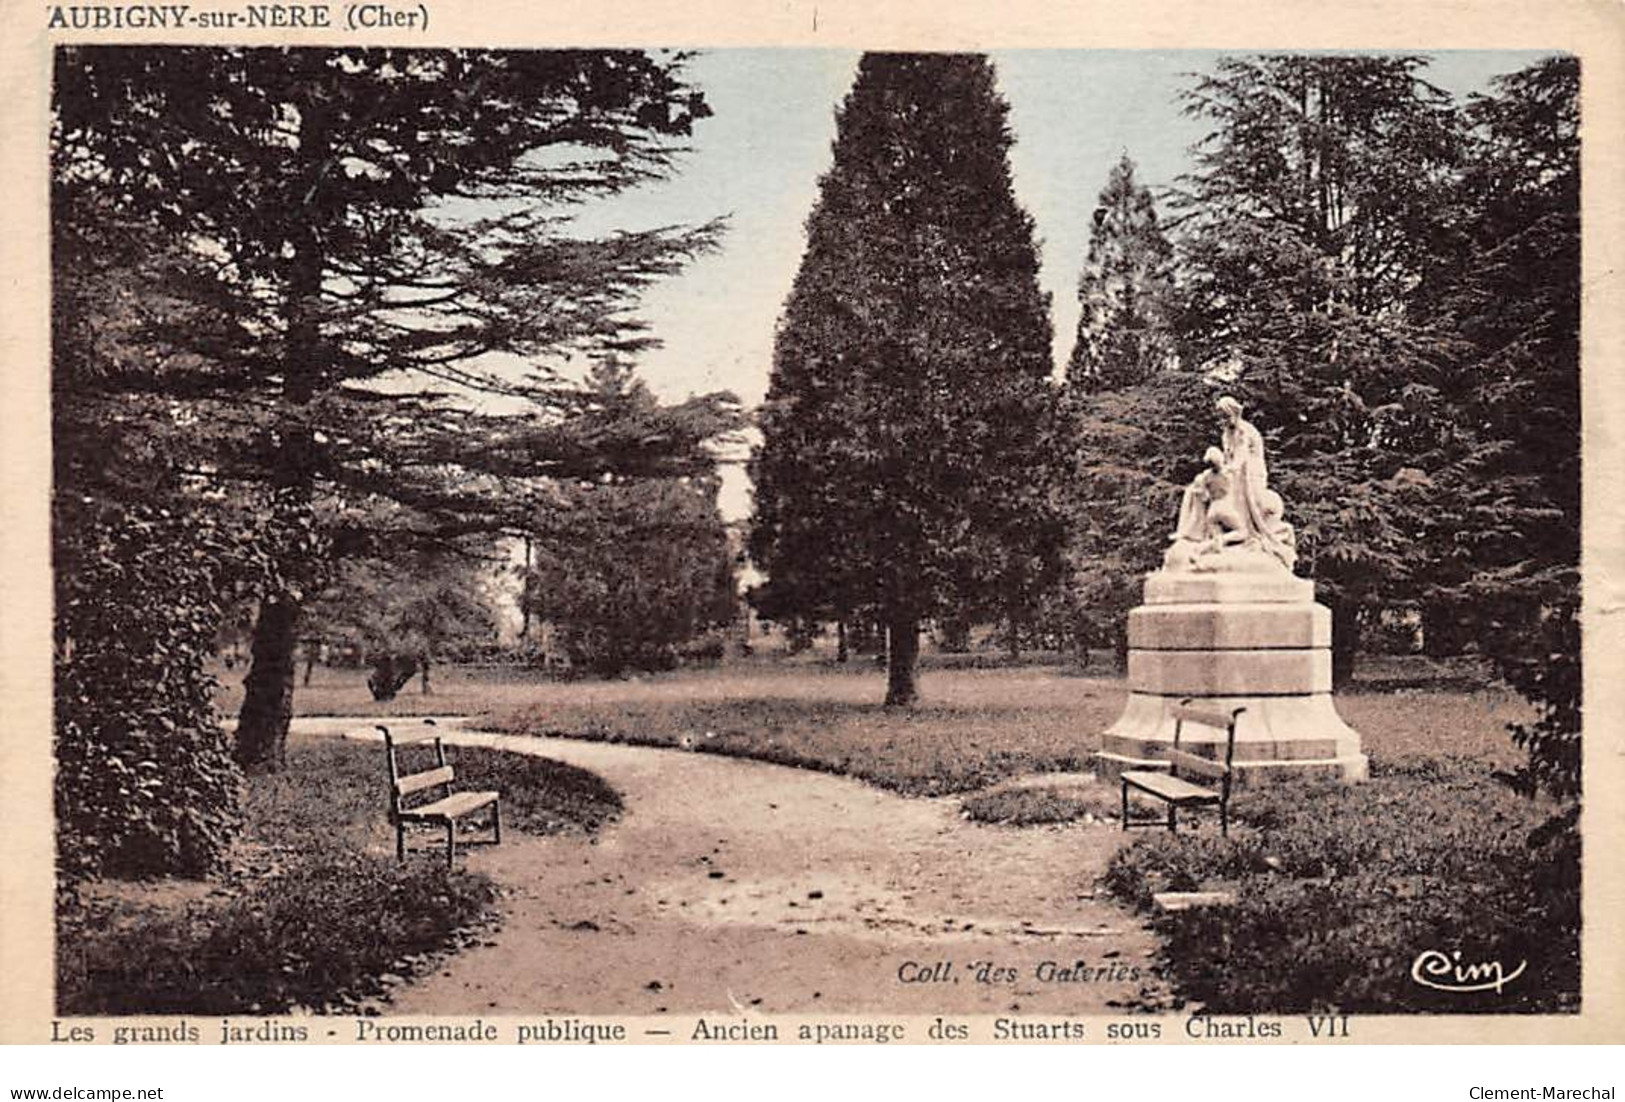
[1102,757,1579,1014]
[56,733,623,1016]
[295,717,1173,1017]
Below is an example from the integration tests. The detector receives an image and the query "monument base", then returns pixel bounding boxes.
[1095,692,1368,784]
[1095,565,1367,786]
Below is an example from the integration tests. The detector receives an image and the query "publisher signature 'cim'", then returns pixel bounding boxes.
[1411,949,1527,994]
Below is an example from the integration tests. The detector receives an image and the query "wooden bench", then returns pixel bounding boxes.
[381,723,501,867]
[1120,701,1245,836]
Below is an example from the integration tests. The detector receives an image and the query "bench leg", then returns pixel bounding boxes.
[1220,800,1229,838]
[445,821,456,868]
[492,800,502,845]
[1120,781,1129,832]
[395,820,405,863]
[1167,804,1178,834]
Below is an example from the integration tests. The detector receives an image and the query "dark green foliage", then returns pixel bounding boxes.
[1055,156,1187,655]
[1103,759,1579,1013]
[56,851,497,1015]
[529,478,738,678]
[1169,54,1466,680]
[1152,52,1580,800]
[1500,605,1580,800]
[527,362,741,677]
[1066,153,1178,391]
[50,155,325,875]
[53,490,323,880]
[53,500,243,880]
[305,543,500,699]
[749,53,1065,705]
[1052,158,1186,655]
[1060,371,1216,654]
[367,655,421,702]
[1419,57,1580,799]
[960,783,1123,826]
[1067,55,1580,789]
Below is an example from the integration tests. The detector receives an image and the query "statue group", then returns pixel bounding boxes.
[1096,392,1368,784]
[1165,396,1297,574]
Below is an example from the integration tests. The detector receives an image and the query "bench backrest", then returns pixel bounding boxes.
[382,725,454,818]
[1168,701,1245,792]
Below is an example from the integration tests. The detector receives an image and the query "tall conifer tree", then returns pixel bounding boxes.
[1421,57,1580,798]
[1058,153,1185,657]
[1065,153,1177,390]
[749,53,1064,706]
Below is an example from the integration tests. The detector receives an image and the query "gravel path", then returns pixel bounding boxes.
[299,717,1168,1016]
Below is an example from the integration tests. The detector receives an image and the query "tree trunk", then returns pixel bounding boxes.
[787,618,815,655]
[1330,596,1359,688]
[420,654,432,695]
[836,619,849,664]
[368,654,418,701]
[884,614,920,708]
[236,597,299,772]
[234,85,329,771]
[521,535,533,642]
[1005,612,1022,661]
[301,643,315,687]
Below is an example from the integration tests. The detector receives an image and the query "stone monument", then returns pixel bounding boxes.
[1095,396,1368,783]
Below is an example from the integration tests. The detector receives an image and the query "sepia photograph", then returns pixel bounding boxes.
[4,2,1621,1061]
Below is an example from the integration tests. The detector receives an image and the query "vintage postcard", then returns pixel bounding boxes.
[2,0,1622,1055]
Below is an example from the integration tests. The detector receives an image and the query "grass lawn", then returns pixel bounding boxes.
[215,656,1532,798]
[58,736,622,1015]
[483,662,1529,797]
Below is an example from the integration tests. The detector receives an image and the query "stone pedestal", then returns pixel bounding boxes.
[1095,566,1367,784]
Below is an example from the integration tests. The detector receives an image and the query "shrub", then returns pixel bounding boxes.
[54,496,246,880]
[1104,759,1578,1013]
[1101,831,1268,912]
[57,850,495,1014]
[55,485,324,880]
[526,396,739,680]
[1497,597,1581,801]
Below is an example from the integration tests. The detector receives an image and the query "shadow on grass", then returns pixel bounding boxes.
[961,783,1126,826]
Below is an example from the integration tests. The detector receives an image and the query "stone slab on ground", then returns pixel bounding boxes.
[1152,891,1237,913]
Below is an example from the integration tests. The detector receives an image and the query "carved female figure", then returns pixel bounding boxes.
[1168,396,1296,571]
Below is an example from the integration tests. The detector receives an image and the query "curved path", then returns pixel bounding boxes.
[298,717,1167,1016]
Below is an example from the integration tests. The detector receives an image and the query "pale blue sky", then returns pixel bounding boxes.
[559,49,1550,517]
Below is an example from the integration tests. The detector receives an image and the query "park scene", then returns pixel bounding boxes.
[52,47,1580,1021]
